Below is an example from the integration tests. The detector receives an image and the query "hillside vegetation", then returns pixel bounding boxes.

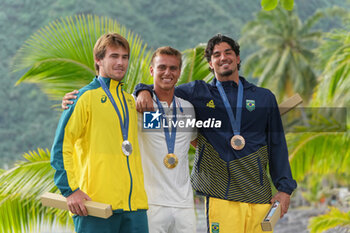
[0,0,348,167]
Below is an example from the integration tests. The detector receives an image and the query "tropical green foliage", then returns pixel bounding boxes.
[1,0,348,169]
[308,207,350,233]
[285,13,350,231]
[2,0,350,231]
[241,7,323,102]
[261,0,294,11]
[315,29,350,107]
[178,44,213,85]
[12,15,153,99]
[12,14,214,102]
[0,148,72,232]
[288,133,350,182]
[288,13,350,181]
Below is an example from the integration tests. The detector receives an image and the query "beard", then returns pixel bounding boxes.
[220,69,233,77]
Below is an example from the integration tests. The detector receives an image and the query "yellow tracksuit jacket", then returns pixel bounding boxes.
[51,77,148,212]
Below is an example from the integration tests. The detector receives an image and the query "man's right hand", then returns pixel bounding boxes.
[66,190,91,216]
[136,90,154,113]
[62,90,79,110]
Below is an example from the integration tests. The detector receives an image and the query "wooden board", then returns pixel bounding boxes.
[261,201,281,231]
[279,93,303,115]
[41,192,113,219]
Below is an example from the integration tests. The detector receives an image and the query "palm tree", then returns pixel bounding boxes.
[288,18,350,183]
[4,14,211,232]
[240,7,323,102]
[305,22,350,233]
[285,14,350,232]
[12,14,153,100]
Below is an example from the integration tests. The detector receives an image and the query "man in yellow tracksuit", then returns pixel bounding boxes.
[51,33,148,233]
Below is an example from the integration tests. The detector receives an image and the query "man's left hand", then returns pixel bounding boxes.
[270,191,290,218]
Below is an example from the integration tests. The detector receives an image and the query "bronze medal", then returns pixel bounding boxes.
[163,153,178,169]
[230,135,245,150]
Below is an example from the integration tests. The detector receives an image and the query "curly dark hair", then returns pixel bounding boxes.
[205,34,241,71]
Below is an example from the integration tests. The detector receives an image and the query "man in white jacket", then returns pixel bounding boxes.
[137,46,197,233]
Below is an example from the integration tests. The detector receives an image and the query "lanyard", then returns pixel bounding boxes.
[216,79,243,135]
[155,94,177,154]
[98,76,129,140]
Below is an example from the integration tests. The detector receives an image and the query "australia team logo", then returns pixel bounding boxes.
[246,99,255,112]
[143,110,162,129]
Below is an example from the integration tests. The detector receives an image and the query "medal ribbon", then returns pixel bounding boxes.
[98,76,129,140]
[155,94,177,154]
[216,79,243,135]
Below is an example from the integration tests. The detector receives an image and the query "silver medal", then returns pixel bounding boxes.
[122,140,132,156]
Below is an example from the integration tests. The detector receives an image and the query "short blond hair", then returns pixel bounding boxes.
[151,46,182,69]
[93,33,130,74]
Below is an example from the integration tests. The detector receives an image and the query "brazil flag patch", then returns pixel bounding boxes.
[211,222,220,233]
[246,99,255,112]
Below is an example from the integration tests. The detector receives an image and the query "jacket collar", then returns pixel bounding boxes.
[97,76,123,90]
[210,76,255,90]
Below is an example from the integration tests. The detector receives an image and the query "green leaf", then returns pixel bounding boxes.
[309,207,350,233]
[289,132,350,182]
[261,0,278,11]
[12,15,152,102]
[178,44,213,85]
[315,28,350,106]
[281,0,294,11]
[0,148,73,232]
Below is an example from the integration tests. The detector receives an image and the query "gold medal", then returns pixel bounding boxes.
[230,135,245,150]
[163,153,178,169]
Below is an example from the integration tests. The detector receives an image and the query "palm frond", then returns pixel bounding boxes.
[288,132,350,182]
[0,148,72,232]
[308,207,350,233]
[0,194,72,233]
[178,44,213,85]
[300,10,325,35]
[316,29,350,106]
[0,148,57,198]
[12,14,152,100]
